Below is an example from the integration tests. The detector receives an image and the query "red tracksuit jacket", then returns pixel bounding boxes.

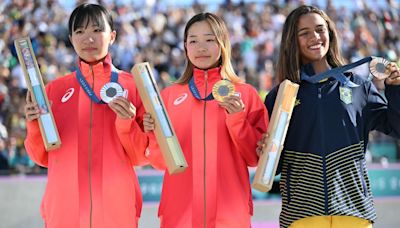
[24,55,148,228]
[146,67,269,228]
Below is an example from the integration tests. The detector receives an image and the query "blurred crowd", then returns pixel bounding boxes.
[1,0,400,174]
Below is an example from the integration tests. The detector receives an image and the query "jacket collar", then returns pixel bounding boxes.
[193,67,222,87]
[301,63,316,76]
[78,54,113,80]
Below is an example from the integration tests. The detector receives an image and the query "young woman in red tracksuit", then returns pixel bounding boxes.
[143,12,269,228]
[24,4,148,228]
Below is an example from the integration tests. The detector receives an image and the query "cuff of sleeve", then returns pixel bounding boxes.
[26,120,41,135]
[385,85,400,109]
[146,131,157,142]
[115,117,136,133]
[385,84,400,97]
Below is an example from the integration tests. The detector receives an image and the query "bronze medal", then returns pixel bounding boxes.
[369,57,390,80]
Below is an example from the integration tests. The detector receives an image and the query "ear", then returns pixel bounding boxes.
[109,30,116,45]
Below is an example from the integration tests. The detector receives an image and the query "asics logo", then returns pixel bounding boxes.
[61,88,75,103]
[173,93,188,106]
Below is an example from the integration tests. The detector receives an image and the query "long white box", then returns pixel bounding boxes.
[14,37,61,151]
[252,79,298,192]
[132,62,187,174]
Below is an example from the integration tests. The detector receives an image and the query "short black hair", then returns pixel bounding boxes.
[68,3,114,36]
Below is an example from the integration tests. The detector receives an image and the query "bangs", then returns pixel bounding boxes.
[68,4,113,35]
[72,12,105,31]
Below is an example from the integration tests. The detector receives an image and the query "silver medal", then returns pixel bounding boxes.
[100,82,124,103]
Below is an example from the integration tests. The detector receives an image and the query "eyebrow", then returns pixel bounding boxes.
[298,24,326,32]
[74,23,101,29]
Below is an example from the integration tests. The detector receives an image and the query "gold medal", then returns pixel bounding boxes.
[212,80,235,102]
[369,57,390,80]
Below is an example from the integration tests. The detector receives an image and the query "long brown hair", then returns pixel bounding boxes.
[277,5,345,83]
[176,12,241,84]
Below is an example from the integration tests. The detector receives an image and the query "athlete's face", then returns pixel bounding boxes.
[297,13,330,64]
[69,16,116,64]
[185,21,221,70]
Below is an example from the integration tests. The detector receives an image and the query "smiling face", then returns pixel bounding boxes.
[185,21,221,70]
[69,14,116,64]
[297,13,330,65]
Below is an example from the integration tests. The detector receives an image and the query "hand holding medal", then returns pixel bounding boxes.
[106,86,135,119]
[369,57,400,85]
[214,80,244,114]
[76,67,133,119]
[100,82,126,103]
[375,59,400,86]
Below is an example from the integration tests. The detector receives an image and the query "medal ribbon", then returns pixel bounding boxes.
[300,56,374,87]
[76,65,119,104]
[189,76,214,101]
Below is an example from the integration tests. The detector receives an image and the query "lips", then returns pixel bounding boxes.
[82,47,97,51]
[308,43,324,50]
[195,56,210,59]
[309,44,322,49]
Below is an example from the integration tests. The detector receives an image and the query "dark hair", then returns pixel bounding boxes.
[68,3,114,36]
[276,5,345,83]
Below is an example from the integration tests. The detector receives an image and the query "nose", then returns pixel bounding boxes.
[310,31,320,40]
[197,43,207,52]
[83,34,94,43]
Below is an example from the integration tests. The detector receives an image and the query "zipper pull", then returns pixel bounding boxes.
[89,66,94,77]
[89,66,95,85]
[204,70,208,96]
